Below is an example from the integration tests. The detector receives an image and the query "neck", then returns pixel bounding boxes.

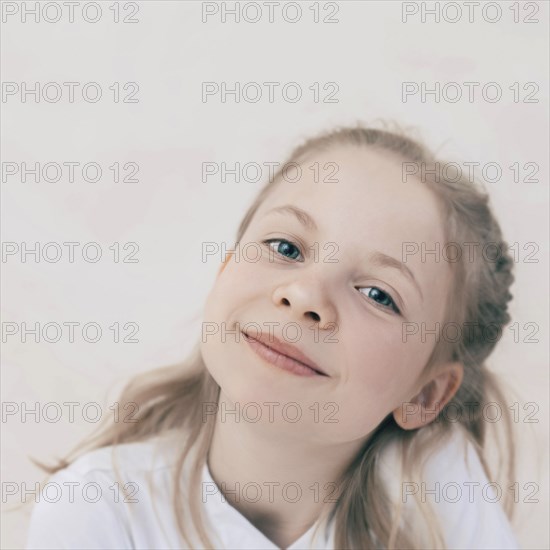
[206,391,367,547]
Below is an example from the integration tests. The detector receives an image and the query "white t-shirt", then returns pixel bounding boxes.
[25,426,520,549]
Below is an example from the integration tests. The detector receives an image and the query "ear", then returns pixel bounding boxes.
[392,362,464,430]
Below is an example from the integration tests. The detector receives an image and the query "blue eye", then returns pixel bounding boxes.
[263,239,303,261]
[263,239,401,315]
[359,287,400,314]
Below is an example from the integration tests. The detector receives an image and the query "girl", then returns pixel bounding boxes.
[26,124,520,549]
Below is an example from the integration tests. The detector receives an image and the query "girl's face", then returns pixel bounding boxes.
[201,145,454,444]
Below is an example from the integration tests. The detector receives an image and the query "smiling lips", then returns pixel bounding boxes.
[242,331,328,377]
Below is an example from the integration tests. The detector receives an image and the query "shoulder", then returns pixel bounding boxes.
[26,430,186,550]
[378,424,520,549]
[61,429,183,477]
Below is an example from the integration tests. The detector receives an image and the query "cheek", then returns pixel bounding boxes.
[331,327,428,431]
[200,262,269,403]
[200,275,238,386]
[202,258,248,323]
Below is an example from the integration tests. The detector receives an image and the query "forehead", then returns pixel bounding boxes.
[255,145,447,251]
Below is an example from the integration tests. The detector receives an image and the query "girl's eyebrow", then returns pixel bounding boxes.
[368,251,424,301]
[265,205,318,232]
[265,204,423,302]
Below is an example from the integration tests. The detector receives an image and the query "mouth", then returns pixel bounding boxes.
[242,331,328,378]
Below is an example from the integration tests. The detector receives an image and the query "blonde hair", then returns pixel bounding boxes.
[32,122,516,549]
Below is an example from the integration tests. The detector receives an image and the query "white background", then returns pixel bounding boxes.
[1,1,548,548]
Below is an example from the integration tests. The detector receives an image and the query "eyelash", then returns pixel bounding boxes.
[262,238,401,315]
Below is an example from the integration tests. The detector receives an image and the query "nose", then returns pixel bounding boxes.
[272,280,338,331]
